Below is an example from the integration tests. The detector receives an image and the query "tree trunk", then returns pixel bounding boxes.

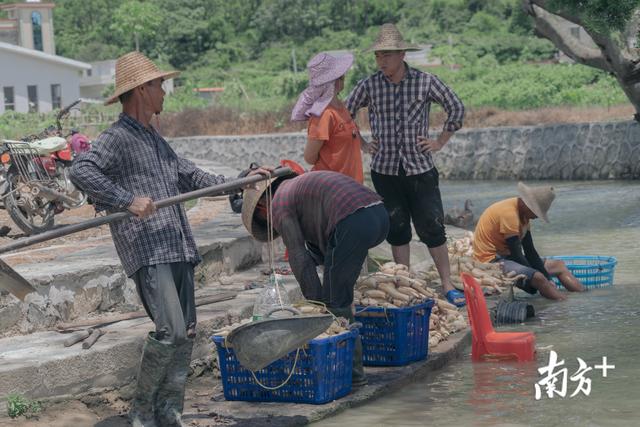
[522,0,640,119]
[618,79,640,120]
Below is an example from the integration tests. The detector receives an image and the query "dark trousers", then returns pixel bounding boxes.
[371,165,446,248]
[322,203,389,308]
[132,262,196,344]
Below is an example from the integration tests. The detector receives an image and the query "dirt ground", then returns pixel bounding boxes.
[0,373,235,427]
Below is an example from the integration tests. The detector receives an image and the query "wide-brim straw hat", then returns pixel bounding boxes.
[367,23,420,52]
[242,175,296,242]
[308,52,354,86]
[105,51,180,106]
[517,182,555,222]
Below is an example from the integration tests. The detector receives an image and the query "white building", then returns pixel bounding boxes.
[0,41,89,113]
[79,59,116,101]
[0,1,89,114]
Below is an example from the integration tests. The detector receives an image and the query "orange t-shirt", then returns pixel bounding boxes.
[473,198,530,263]
[307,104,364,183]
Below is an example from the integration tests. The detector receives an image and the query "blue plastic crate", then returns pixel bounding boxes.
[355,299,434,366]
[212,329,357,404]
[547,255,617,288]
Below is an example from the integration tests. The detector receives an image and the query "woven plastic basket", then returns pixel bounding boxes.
[546,255,617,288]
[212,329,357,404]
[355,299,434,366]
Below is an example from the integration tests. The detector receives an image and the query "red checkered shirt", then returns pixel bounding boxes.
[272,171,381,292]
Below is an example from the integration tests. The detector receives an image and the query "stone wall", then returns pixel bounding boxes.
[169,120,640,180]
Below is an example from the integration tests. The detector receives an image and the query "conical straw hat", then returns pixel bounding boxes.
[241,178,281,242]
[517,182,555,222]
[367,23,420,52]
[241,173,300,242]
[104,51,180,105]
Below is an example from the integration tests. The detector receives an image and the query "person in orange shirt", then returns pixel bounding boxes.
[473,182,584,300]
[291,52,366,183]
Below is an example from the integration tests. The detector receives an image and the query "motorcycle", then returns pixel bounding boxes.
[0,100,88,235]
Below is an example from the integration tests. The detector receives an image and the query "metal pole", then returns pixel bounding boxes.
[0,167,292,255]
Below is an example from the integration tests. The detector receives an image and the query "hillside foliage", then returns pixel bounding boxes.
[0,0,632,123]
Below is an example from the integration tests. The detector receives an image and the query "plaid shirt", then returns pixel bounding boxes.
[272,171,381,295]
[70,113,226,276]
[346,63,464,176]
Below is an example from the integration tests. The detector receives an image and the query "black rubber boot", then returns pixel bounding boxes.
[130,333,176,427]
[155,338,194,427]
[328,306,367,388]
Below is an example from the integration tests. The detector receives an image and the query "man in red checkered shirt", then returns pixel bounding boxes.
[242,170,389,387]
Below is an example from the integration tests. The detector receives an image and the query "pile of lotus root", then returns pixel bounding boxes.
[353,262,468,347]
[419,231,525,296]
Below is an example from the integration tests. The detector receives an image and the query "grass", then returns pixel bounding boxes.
[6,393,42,419]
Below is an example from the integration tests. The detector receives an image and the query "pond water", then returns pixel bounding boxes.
[315,180,640,427]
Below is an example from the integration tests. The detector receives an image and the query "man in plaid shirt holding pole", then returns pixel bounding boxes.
[70,52,268,427]
[347,23,466,307]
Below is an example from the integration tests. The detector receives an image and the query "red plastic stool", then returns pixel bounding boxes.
[460,273,536,362]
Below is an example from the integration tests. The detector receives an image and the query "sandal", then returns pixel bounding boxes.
[446,289,466,307]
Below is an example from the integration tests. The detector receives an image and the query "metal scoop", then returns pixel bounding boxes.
[225,307,333,371]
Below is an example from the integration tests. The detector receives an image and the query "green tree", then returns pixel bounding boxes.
[155,0,233,68]
[53,0,125,61]
[522,0,640,117]
[110,0,163,53]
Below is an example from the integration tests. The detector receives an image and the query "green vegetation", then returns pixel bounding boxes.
[548,0,640,33]
[0,0,631,120]
[0,103,119,139]
[6,393,42,419]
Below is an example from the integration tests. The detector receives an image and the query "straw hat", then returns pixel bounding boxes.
[367,23,420,52]
[242,175,299,242]
[104,51,180,106]
[517,182,555,222]
[307,52,353,86]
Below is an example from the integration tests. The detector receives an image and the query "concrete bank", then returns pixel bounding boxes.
[0,226,455,401]
[0,162,261,336]
[0,265,472,427]
[168,120,640,180]
[0,227,475,427]
[0,272,303,401]
[0,150,476,424]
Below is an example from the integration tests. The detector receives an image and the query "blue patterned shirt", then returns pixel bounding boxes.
[70,113,226,276]
[346,64,464,176]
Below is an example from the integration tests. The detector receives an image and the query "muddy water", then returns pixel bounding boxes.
[315,180,640,427]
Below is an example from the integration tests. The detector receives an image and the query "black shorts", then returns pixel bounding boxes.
[371,165,446,248]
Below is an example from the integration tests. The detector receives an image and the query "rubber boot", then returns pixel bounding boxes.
[328,307,367,388]
[130,333,176,427]
[155,338,194,427]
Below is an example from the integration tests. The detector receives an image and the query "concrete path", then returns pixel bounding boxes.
[0,156,475,426]
[0,266,470,426]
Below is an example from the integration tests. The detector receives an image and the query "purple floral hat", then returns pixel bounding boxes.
[291,52,354,122]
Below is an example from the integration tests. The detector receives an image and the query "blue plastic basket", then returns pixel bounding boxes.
[212,329,357,404]
[355,299,434,366]
[546,255,617,288]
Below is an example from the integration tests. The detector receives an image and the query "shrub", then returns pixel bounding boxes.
[6,394,42,419]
